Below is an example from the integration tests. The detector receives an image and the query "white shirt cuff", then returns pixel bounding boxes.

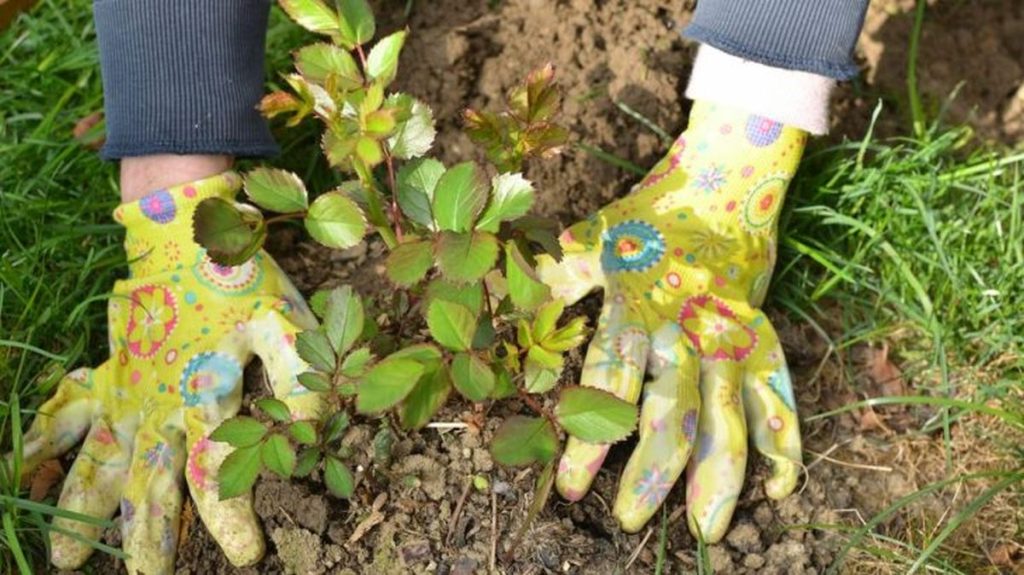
[685,45,835,135]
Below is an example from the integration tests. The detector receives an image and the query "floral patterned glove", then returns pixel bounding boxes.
[538,101,805,542]
[18,172,321,573]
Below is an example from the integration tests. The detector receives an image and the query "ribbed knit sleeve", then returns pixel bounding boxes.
[683,0,869,80]
[94,0,278,159]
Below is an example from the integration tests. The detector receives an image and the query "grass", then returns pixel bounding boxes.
[1,0,1022,573]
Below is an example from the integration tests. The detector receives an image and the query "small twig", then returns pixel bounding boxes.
[805,446,894,473]
[624,528,654,570]
[446,478,473,545]
[490,489,498,571]
[425,422,470,430]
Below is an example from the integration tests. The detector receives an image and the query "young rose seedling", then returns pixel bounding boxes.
[197,1,643,556]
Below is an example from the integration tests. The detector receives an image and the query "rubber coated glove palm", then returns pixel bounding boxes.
[18,172,321,573]
[538,101,805,542]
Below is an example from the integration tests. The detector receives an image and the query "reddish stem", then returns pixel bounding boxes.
[384,150,403,242]
[355,44,368,70]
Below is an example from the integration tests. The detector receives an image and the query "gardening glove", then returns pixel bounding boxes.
[538,101,805,543]
[17,172,322,573]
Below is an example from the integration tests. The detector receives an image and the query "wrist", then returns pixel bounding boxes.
[120,155,234,203]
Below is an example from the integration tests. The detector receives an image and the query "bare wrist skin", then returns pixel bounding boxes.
[119,155,233,203]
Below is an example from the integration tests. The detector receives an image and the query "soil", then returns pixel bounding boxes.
[67,1,1024,574]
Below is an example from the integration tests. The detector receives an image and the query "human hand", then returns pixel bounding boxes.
[538,101,805,542]
[17,172,321,573]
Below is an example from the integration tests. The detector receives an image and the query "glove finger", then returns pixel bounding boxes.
[536,230,605,306]
[685,359,747,544]
[261,255,319,331]
[21,367,102,473]
[183,409,265,567]
[121,420,186,575]
[49,416,131,570]
[249,308,322,420]
[742,315,801,499]
[613,325,700,532]
[556,297,648,501]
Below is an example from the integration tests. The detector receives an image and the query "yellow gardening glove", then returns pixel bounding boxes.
[538,101,805,543]
[17,172,322,573]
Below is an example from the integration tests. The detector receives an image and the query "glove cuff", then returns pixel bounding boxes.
[113,171,242,273]
[685,45,834,135]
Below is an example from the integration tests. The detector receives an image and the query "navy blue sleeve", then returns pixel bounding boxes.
[94,0,278,159]
[684,0,870,80]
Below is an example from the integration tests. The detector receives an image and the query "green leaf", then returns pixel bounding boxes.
[323,285,365,355]
[491,366,517,399]
[337,0,375,46]
[294,43,362,89]
[279,0,339,37]
[366,30,407,85]
[532,299,565,342]
[192,198,266,266]
[509,62,561,124]
[296,330,335,373]
[261,433,297,478]
[324,411,350,443]
[209,416,267,448]
[396,158,444,229]
[524,346,562,393]
[432,162,488,232]
[243,167,308,213]
[425,279,483,315]
[298,371,331,392]
[256,398,292,423]
[295,447,321,477]
[355,136,385,166]
[426,300,476,351]
[217,444,263,500]
[289,421,318,445]
[541,316,588,352]
[305,191,367,249]
[356,356,425,413]
[386,94,436,160]
[555,387,638,444]
[476,173,535,232]
[505,242,550,311]
[490,416,558,467]
[436,232,499,284]
[386,240,434,287]
[340,346,373,377]
[324,456,355,498]
[309,290,330,318]
[388,343,444,370]
[400,366,452,430]
[450,353,495,402]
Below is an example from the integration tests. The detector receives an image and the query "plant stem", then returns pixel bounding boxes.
[516,387,556,429]
[355,44,368,70]
[383,150,403,242]
[907,0,927,140]
[264,212,307,226]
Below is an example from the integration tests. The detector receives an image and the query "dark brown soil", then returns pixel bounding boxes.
[68,1,1024,574]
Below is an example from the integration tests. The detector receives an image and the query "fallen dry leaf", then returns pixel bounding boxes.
[28,459,64,501]
[347,492,387,546]
[0,0,36,31]
[863,343,906,397]
[72,111,106,151]
[177,498,196,552]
